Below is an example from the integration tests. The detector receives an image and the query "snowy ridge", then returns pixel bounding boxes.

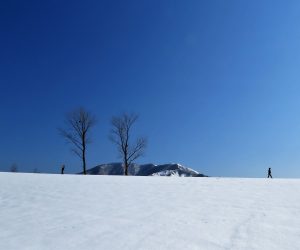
[84,163,206,177]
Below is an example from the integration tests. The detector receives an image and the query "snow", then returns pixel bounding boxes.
[0,173,300,250]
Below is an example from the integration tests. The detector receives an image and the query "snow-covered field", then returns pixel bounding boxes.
[0,173,300,250]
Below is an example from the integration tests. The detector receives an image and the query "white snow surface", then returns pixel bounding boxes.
[1,173,300,250]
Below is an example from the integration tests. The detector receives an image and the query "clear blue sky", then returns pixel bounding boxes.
[1,0,300,177]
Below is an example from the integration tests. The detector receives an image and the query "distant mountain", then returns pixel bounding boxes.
[84,163,207,177]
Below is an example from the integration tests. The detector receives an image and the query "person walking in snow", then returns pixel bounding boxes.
[267,167,272,178]
[61,164,65,174]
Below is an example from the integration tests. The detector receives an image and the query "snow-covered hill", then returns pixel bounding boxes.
[1,173,300,250]
[84,163,206,177]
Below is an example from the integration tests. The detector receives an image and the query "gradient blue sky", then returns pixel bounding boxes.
[1,0,300,177]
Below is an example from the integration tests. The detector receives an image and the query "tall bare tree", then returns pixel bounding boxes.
[110,113,147,176]
[59,108,96,175]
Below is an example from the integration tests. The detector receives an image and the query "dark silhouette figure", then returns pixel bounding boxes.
[267,167,272,178]
[61,165,65,174]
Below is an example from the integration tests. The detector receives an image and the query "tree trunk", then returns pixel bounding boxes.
[83,151,86,175]
[124,158,128,176]
[82,132,87,175]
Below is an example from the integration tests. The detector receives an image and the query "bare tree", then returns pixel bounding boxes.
[10,163,18,172]
[59,108,96,175]
[110,113,147,176]
[33,168,40,173]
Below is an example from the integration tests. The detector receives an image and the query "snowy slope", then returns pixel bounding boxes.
[0,173,300,250]
[85,163,206,177]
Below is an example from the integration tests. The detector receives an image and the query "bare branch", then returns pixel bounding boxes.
[127,137,147,164]
[72,148,82,159]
